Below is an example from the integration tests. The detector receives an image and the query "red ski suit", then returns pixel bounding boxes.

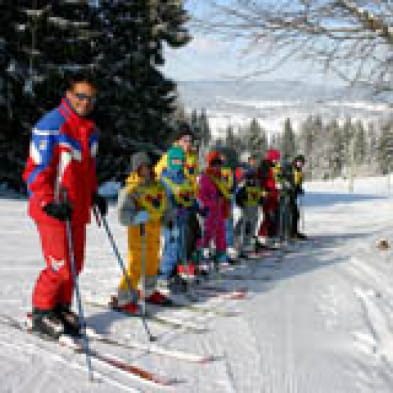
[198,172,227,253]
[258,163,279,237]
[23,98,98,310]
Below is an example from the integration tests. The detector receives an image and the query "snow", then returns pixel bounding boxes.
[3,174,393,391]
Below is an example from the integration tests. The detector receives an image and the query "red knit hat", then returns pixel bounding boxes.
[265,149,281,162]
[206,151,223,166]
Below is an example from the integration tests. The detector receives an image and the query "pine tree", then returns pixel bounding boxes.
[225,125,237,151]
[297,116,315,179]
[325,119,343,178]
[196,108,211,164]
[95,0,191,181]
[270,132,281,151]
[341,117,355,170]
[190,109,198,130]
[353,120,366,166]
[280,118,296,162]
[366,122,379,166]
[243,118,267,160]
[377,119,393,175]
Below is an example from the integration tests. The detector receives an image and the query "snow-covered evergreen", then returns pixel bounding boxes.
[0,1,191,189]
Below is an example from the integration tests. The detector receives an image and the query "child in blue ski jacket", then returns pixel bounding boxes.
[158,146,196,292]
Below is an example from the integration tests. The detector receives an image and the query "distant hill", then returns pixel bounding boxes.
[177,80,392,136]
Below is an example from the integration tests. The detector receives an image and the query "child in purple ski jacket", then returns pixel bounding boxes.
[198,151,230,265]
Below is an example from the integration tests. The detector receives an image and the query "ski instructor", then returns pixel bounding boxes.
[23,74,107,338]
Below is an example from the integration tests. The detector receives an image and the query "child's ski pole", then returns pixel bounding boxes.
[97,211,156,342]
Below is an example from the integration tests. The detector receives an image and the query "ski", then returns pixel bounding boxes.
[220,273,273,281]
[196,288,247,300]
[148,297,241,317]
[85,300,208,333]
[196,284,248,293]
[86,328,216,363]
[87,349,176,387]
[0,334,140,393]
[0,314,176,387]
[171,301,241,316]
[22,312,213,363]
[193,286,248,300]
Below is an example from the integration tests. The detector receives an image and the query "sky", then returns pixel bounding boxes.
[162,1,343,85]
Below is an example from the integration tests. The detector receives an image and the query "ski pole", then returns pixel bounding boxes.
[285,194,291,242]
[139,223,147,319]
[278,194,284,243]
[285,194,290,242]
[97,211,156,342]
[197,209,209,281]
[299,194,305,232]
[174,213,191,294]
[288,195,296,242]
[182,214,195,296]
[239,214,246,258]
[62,189,94,381]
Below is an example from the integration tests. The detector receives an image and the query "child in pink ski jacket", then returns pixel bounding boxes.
[198,151,230,265]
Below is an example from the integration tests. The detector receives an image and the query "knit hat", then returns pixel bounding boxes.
[206,151,223,166]
[265,149,281,162]
[167,146,185,171]
[130,152,151,172]
[168,122,194,145]
[293,154,305,164]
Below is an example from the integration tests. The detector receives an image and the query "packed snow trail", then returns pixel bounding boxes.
[2,178,393,392]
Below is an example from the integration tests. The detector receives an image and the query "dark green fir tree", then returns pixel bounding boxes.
[95,0,191,180]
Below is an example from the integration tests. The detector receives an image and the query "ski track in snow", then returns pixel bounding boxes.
[3,180,393,392]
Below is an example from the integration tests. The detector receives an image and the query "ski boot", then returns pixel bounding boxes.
[117,301,140,315]
[194,263,210,283]
[177,263,196,277]
[32,308,65,339]
[109,296,140,315]
[145,290,173,306]
[56,305,81,336]
[168,274,188,293]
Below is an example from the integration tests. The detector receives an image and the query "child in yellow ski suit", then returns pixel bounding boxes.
[116,152,170,314]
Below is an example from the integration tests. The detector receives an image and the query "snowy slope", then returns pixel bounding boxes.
[2,175,393,392]
[177,81,392,137]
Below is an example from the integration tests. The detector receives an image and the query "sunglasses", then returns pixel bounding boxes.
[73,92,97,103]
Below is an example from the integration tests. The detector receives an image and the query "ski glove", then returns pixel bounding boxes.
[132,210,150,225]
[43,201,72,221]
[93,193,108,216]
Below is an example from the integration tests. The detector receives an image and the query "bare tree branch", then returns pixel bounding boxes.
[192,0,393,92]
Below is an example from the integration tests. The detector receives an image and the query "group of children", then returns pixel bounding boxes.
[113,123,307,315]
[23,74,308,337]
